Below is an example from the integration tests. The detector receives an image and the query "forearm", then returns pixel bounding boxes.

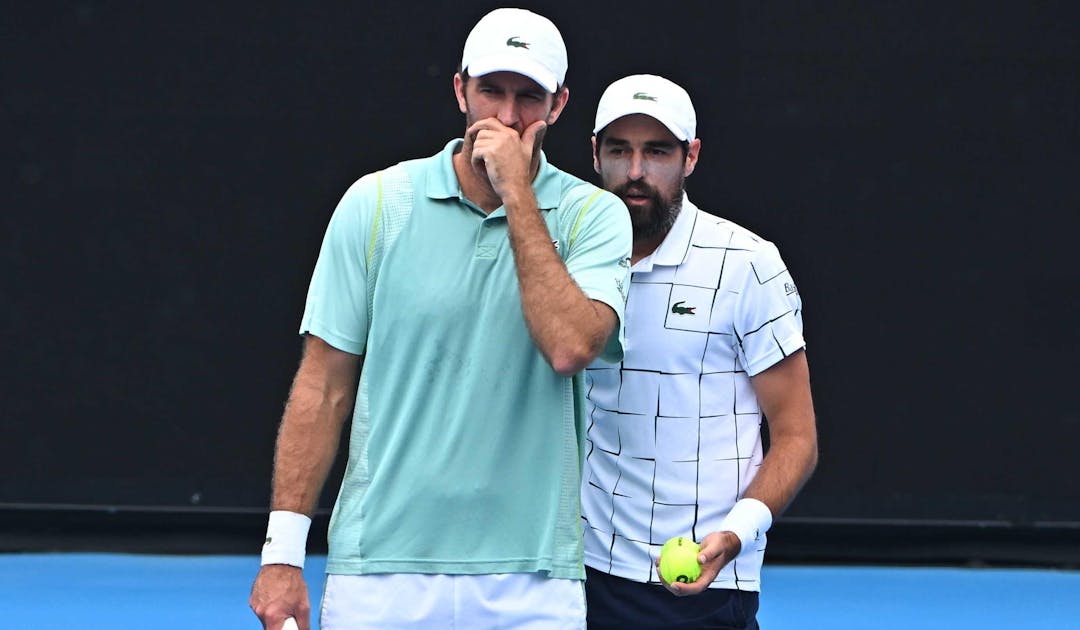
[743,428,818,517]
[741,351,818,518]
[504,191,613,376]
[270,390,348,515]
[677,422,817,594]
[270,345,358,515]
[702,421,816,568]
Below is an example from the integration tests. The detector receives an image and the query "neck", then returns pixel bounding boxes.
[631,232,667,265]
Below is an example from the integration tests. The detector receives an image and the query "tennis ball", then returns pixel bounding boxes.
[659,536,701,584]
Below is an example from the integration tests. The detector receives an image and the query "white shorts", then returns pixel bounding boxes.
[320,572,586,629]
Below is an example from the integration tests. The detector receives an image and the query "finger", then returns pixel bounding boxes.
[463,125,486,160]
[468,131,491,170]
[468,124,505,165]
[676,580,708,596]
[656,571,678,595]
[466,117,509,140]
[653,557,671,586]
[665,580,689,597]
[462,119,495,158]
[294,601,312,630]
[654,556,691,597]
[523,120,547,160]
[695,560,723,587]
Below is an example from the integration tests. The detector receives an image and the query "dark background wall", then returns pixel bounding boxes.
[3,1,1078,563]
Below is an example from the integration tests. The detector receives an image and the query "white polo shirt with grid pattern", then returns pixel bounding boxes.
[581,195,805,592]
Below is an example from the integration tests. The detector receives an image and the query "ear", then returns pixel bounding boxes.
[591,135,601,175]
[453,73,468,114]
[684,138,701,177]
[545,86,570,125]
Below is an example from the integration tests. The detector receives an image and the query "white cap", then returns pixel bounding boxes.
[593,74,697,141]
[460,8,567,93]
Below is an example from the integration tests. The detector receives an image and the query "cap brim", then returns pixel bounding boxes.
[465,55,559,93]
[593,107,691,141]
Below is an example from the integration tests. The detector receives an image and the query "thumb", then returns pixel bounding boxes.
[523,120,548,157]
[697,535,721,564]
[699,531,740,565]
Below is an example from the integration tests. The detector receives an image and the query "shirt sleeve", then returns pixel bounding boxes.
[734,240,806,377]
[297,174,380,356]
[561,188,633,363]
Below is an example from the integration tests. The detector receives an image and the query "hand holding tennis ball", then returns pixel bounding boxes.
[659,536,702,584]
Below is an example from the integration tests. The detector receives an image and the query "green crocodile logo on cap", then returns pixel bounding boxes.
[506,36,530,49]
[633,92,657,101]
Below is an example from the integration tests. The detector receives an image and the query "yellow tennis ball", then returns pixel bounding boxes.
[659,536,701,584]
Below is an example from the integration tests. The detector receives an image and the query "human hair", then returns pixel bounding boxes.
[594,127,690,157]
[457,67,566,95]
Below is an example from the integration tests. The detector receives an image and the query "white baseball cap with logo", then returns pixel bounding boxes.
[593,74,697,141]
[460,8,568,93]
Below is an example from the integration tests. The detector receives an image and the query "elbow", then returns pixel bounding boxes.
[541,318,612,377]
[804,435,820,477]
[548,342,599,377]
[550,353,591,378]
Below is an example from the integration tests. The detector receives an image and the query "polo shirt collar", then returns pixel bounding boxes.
[426,138,562,212]
[633,193,698,271]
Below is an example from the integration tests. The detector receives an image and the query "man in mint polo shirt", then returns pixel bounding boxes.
[249,8,632,630]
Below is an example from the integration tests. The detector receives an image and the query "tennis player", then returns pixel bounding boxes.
[580,74,819,629]
[248,8,632,630]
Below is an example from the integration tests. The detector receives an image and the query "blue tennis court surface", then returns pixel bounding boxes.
[2,553,1077,629]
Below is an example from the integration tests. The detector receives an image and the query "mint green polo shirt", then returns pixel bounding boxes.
[299,139,632,580]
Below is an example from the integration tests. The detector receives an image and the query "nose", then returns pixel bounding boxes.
[627,153,646,181]
[496,97,518,128]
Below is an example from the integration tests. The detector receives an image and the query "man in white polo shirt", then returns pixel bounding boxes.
[580,74,819,629]
[249,9,632,630]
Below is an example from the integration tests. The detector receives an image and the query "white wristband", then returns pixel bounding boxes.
[261,510,311,568]
[719,498,773,553]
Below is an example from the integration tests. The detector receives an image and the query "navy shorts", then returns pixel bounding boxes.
[585,566,760,629]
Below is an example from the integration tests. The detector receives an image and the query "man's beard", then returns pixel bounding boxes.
[613,179,685,240]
